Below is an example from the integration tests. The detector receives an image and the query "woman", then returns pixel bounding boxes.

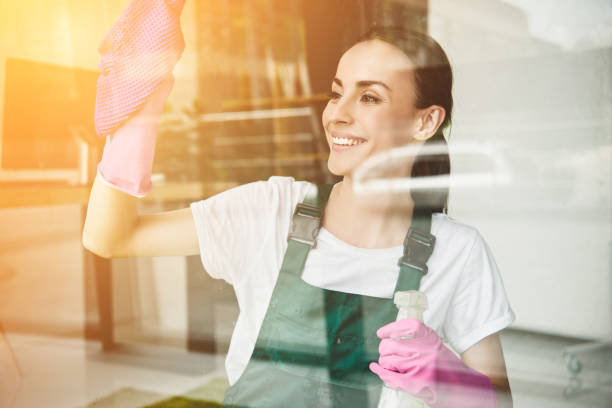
[83,5,514,406]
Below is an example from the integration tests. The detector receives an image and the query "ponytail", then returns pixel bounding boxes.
[411,129,450,214]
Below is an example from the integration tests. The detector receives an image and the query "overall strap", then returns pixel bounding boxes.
[283,184,333,276]
[284,182,436,291]
[395,208,436,292]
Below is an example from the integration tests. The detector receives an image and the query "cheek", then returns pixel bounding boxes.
[388,109,416,138]
[321,102,332,128]
[371,113,415,147]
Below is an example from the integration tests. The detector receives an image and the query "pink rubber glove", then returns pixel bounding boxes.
[95,0,186,138]
[369,319,497,408]
[94,0,185,197]
[97,76,174,197]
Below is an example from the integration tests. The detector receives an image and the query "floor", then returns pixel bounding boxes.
[2,329,612,408]
[3,333,226,408]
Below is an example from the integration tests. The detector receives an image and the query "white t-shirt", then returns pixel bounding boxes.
[190,176,515,385]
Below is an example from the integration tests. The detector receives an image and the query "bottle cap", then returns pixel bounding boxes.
[394,290,428,310]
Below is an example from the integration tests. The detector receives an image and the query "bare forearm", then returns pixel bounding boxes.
[461,333,513,407]
[82,173,139,257]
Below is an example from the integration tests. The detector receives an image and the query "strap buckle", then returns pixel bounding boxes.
[288,203,322,247]
[397,227,436,275]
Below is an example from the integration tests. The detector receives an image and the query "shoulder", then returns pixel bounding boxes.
[253,176,314,214]
[191,176,312,211]
[187,177,313,283]
[430,213,501,282]
[428,213,497,276]
[431,213,481,249]
[265,176,313,202]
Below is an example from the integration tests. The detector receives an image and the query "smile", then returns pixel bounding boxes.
[331,136,367,146]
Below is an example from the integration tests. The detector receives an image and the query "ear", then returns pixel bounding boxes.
[414,105,446,141]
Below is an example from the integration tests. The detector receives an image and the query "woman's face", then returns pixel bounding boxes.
[322,39,421,177]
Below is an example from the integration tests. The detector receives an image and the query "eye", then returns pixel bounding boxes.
[361,94,380,103]
[328,91,341,101]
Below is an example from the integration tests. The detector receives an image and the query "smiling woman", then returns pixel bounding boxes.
[82,6,514,405]
[323,27,453,215]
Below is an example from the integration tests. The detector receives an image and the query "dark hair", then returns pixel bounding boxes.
[355,26,453,214]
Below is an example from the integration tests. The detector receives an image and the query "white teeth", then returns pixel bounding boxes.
[332,137,364,146]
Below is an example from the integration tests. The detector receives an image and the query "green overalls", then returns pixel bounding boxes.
[222,184,436,408]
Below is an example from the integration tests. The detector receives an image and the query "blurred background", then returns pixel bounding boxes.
[0,0,610,407]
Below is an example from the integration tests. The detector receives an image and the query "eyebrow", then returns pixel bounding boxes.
[333,78,391,91]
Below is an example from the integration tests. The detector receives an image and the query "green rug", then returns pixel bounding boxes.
[142,396,220,408]
[85,387,166,408]
[84,378,229,408]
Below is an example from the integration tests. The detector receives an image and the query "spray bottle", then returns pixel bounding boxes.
[377,290,430,408]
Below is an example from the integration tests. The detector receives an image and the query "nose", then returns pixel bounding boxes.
[325,96,354,127]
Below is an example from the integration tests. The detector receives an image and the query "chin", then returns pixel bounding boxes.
[327,157,343,177]
[327,156,358,178]
[327,165,345,177]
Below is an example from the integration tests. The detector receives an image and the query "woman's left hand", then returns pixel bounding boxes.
[369,319,498,408]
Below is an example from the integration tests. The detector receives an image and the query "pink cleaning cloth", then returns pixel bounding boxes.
[94,0,186,138]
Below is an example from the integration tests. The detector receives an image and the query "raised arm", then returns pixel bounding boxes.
[82,0,196,259]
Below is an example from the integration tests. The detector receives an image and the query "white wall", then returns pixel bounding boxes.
[429,0,612,339]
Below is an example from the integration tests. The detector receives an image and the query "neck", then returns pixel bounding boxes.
[323,175,418,249]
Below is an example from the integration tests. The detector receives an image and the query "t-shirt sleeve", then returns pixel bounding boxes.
[443,231,516,354]
[189,177,310,285]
